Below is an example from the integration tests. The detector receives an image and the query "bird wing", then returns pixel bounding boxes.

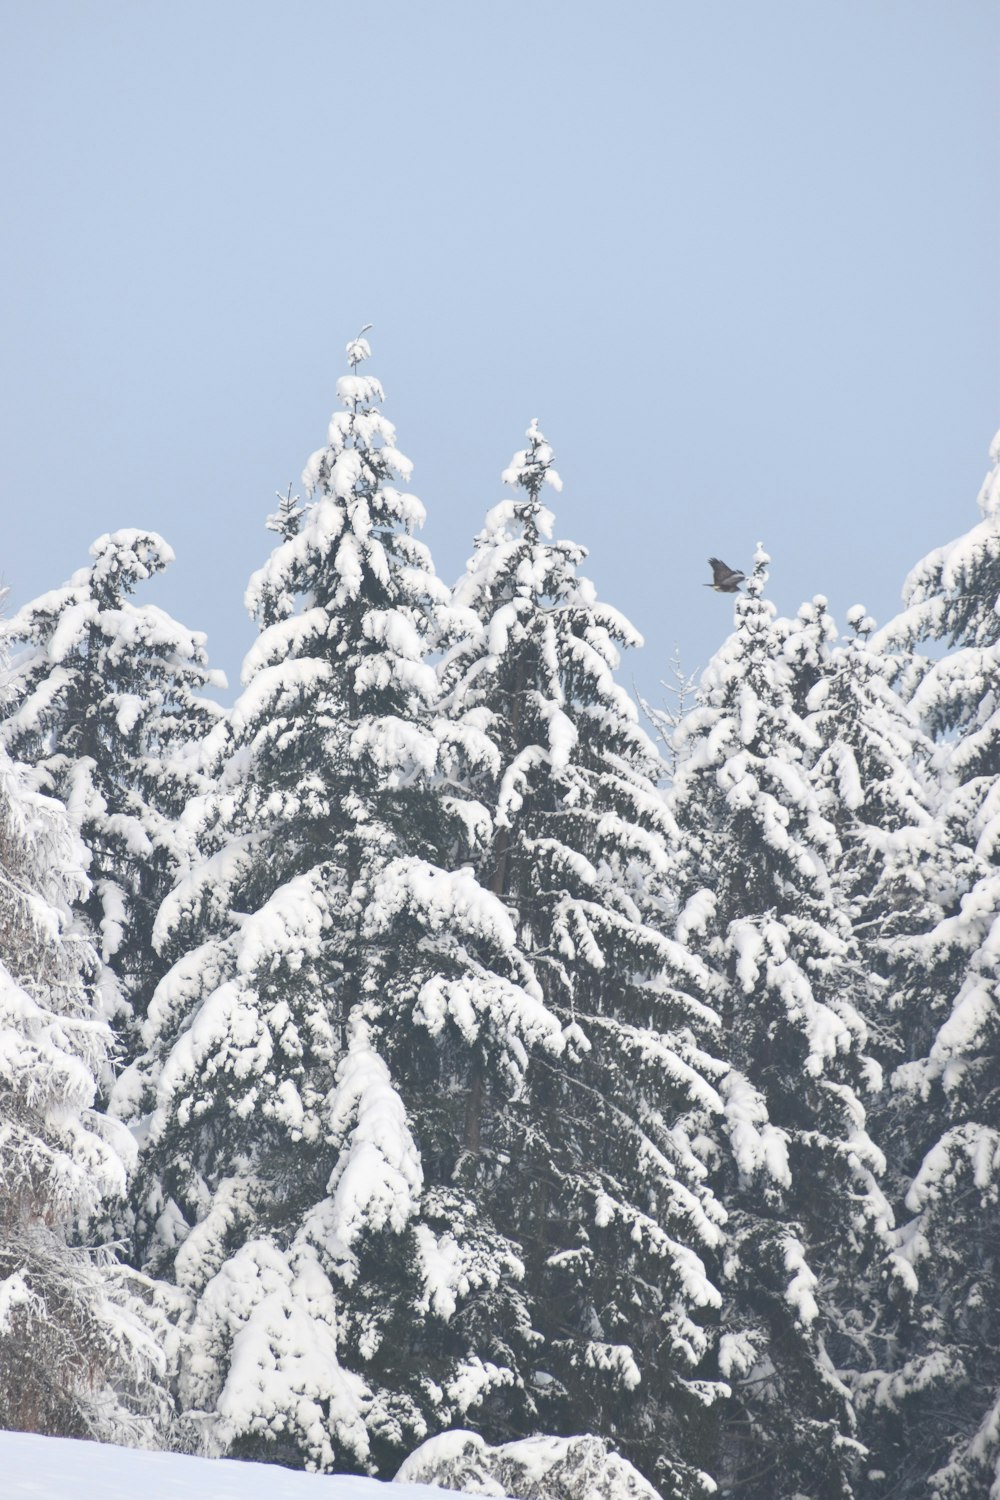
[708,557,744,587]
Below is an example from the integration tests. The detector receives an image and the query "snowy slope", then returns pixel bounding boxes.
[0,1430,452,1500]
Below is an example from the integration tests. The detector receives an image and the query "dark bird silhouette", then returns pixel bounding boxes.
[705,557,746,593]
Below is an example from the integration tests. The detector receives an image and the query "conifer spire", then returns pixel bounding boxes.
[669,546,896,1498]
[442,420,728,1496]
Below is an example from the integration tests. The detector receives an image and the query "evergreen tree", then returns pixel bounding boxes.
[866,431,1000,1498]
[800,606,981,1494]
[440,422,729,1498]
[121,338,564,1474]
[668,548,898,1500]
[0,531,223,1047]
[808,606,974,1081]
[0,617,168,1444]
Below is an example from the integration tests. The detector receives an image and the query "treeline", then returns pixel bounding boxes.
[0,335,997,1500]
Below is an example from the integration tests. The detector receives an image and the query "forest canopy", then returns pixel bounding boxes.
[1,339,998,1500]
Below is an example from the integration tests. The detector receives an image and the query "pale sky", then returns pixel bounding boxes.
[2,0,998,708]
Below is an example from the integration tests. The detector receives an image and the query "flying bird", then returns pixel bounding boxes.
[705,557,746,593]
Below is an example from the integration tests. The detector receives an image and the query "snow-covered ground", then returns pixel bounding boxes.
[0,1430,451,1500]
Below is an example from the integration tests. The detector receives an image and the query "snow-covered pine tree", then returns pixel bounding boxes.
[801,606,985,1494]
[0,614,169,1445]
[864,431,1000,1499]
[439,422,729,1498]
[807,608,975,1100]
[121,338,564,1475]
[779,591,839,718]
[397,1428,666,1500]
[668,547,898,1500]
[0,532,224,1049]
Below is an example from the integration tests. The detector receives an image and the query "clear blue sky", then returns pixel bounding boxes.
[2,0,998,707]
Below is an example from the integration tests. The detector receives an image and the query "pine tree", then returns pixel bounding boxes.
[440,422,729,1498]
[808,606,974,1080]
[0,531,223,1048]
[668,548,898,1500]
[0,613,168,1444]
[798,605,984,1494]
[121,338,564,1475]
[865,431,1000,1498]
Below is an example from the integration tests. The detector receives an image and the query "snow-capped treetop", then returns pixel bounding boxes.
[346,326,373,369]
[214,344,468,925]
[806,605,974,1074]
[778,592,838,713]
[809,607,939,835]
[446,431,645,736]
[265,486,302,543]
[696,543,780,696]
[0,531,225,1031]
[500,419,563,503]
[244,343,446,668]
[880,429,1000,657]
[748,540,769,582]
[872,431,1000,817]
[297,334,413,508]
[84,529,175,604]
[846,603,878,636]
[674,546,838,913]
[1,529,224,758]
